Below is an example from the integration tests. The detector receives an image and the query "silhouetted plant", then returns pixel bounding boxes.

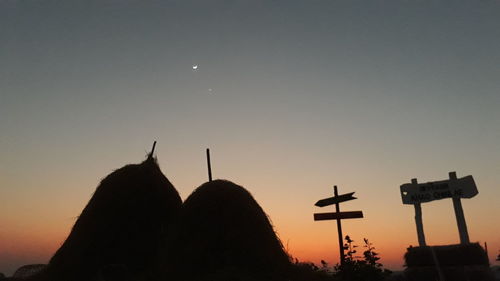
[290,260,334,281]
[344,235,359,262]
[333,235,392,281]
[363,238,382,268]
[320,260,330,272]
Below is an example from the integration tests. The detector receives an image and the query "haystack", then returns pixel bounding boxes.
[33,156,182,281]
[404,243,489,267]
[404,243,494,281]
[12,264,46,279]
[163,180,292,281]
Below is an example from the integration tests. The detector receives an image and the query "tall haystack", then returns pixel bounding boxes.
[164,180,292,281]
[34,156,182,281]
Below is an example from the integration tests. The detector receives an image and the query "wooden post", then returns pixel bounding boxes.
[334,185,345,266]
[449,172,470,244]
[148,141,157,158]
[206,148,212,182]
[412,178,426,247]
[430,246,446,281]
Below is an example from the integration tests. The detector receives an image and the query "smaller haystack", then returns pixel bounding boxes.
[404,243,489,267]
[404,243,494,281]
[34,156,182,281]
[164,180,291,280]
[13,265,46,279]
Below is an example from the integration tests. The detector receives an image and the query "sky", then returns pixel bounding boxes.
[1,0,500,276]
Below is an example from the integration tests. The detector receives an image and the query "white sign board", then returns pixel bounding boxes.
[400,175,478,205]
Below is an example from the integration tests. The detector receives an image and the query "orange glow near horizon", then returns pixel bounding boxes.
[0,218,411,272]
[3,214,499,274]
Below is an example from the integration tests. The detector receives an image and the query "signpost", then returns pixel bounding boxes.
[400,172,478,246]
[400,174,477,205]
[315,192,356,207]
[314,211,364,221]
[314,186,363,266]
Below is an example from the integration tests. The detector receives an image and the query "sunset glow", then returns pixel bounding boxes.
[1,0,499,277]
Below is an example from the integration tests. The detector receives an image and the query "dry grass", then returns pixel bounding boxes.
[32,157,182,281]
[161,180,290,280]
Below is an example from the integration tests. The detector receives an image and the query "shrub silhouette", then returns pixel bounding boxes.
[33,156,182,281]
[333,236,391,281]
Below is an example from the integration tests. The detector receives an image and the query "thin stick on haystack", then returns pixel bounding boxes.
[206,148,212,182]
[149,141,157,158]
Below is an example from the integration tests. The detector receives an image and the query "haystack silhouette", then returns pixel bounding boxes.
[33,156,182,281]
[12,264,46,279]
[163,180,326,281]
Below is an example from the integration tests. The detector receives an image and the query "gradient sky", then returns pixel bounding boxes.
[1,0,500,276]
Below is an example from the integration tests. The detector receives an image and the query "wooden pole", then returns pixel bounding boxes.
[412,178,426,247]
[449,172,470,244]
[334,185,345,266]
[430,246,446,281]
[149,141,157,158]
[206,148,212,182]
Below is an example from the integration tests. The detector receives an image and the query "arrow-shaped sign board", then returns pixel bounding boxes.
[315,192,356,207]
[314,211,364,221]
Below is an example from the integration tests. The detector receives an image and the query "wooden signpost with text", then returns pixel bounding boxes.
[400,171,478,246]
[313,186,363,266]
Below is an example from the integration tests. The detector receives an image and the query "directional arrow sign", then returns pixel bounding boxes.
[315,192,356,207]
[314,211,364,221]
